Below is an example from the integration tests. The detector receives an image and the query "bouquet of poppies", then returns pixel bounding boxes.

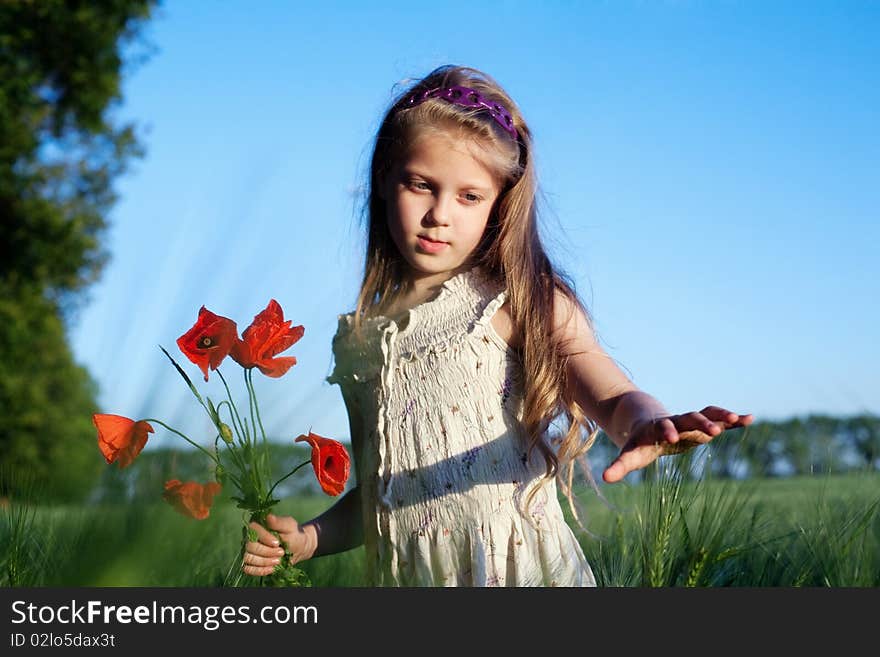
[91,300,351,587]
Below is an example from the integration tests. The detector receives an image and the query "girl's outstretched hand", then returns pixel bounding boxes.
[602,406,754,484]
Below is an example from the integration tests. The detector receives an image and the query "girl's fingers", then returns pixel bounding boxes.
[674,430,715,447]
[700,406,739,422]
[245,540,286,559]
[670,411,721,436]
[735,413,755,426]
[241,550,283,577]
[242,564,275,577]
[602,459,626,483]
[631,417,678,444]
[248,520,281,547]
[242,516,304,576]
[603,442,663,483]
[700,406,755,427]
[655,417,679,443]
[266,513,299,534]
[242,552,281,568]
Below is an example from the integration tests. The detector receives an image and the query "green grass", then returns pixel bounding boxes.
[2,469,878,586]
[571,467,880,586]
[0,494,365,587]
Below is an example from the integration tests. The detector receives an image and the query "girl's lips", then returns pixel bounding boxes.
[417,236,449,254]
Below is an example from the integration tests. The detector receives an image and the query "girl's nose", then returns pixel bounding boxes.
[427,193,453,225]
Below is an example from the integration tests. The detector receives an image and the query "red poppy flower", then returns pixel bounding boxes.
[295,431,351,496]
[162,479,222,520]
[230,299,304,378]
[176,306,238,381]
[93,414,154,468]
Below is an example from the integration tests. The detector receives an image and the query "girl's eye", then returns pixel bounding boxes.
[407,180,482,203]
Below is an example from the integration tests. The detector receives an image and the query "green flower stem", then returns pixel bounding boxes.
[240,368,267,502]
[142,419,217,464]
[266,460,311,501]
[244,368,260,445]
[212,402,263,502]
[217,369,249,444]
[227,473,245,492]
[214,460,244,492]
[224,552,244,587]
[216,401,248,468]
[246,368,268,445]
[224,525,250,587]
[246,371,255,445]
[159,345,207,409]
[158,347,227,443]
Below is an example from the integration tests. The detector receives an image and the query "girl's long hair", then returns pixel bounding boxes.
[350,64,601,527]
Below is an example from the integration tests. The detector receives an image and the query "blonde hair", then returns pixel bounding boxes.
[350,64,601,528]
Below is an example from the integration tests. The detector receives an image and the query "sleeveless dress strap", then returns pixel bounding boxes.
[325,312,383,385]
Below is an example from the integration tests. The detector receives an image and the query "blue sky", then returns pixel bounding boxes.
[69,1,879,451]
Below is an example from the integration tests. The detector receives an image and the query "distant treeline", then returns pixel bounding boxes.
[90,443,321,504]
[579,413,880,480]
[83,414,880,504]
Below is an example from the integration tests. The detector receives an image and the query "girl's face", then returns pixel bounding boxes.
[381,131,501,289]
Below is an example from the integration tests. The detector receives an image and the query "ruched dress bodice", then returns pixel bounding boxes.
[326,266,595,586]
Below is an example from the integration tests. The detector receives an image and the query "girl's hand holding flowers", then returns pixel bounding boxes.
[243,513,317,577]
[91,299,351,587]
[603,405,754,483]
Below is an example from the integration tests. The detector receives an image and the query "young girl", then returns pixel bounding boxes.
[242,65,753,587]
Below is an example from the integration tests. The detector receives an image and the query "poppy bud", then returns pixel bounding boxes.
[220,423,234,444]
[215,464,227,484]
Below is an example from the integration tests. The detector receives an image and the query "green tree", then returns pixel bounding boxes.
[778,417,811,475]
[741,420,789,477]
[0,0,157,501]
[803,414,843,474]
[843,414,880,470]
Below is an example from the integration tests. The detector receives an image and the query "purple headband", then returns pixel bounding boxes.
[404,85,519,141]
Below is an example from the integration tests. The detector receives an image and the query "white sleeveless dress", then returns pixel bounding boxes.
[326,266,596,587]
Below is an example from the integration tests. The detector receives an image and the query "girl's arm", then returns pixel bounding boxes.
[300,485,363,557]
[303,382,366,557]
[550,290,753,482]
[242,387,366,575]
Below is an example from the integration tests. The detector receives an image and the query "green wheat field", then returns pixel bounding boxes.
[3,464,878,587]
